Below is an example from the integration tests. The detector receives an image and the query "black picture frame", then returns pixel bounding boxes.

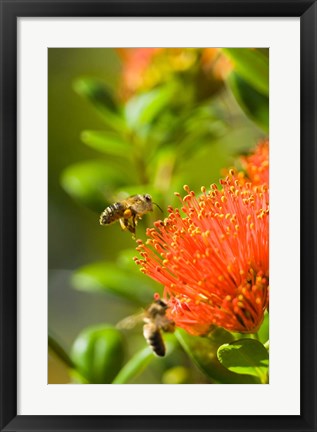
[1,1,316,431]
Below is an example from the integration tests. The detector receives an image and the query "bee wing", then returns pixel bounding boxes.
[116,311,145,330]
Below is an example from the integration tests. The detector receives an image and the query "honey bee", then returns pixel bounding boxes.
[117,297,175,357]
[99,194,161,237]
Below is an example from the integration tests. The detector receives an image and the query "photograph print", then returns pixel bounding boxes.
[48,48,269,385]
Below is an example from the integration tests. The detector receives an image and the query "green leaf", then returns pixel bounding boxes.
[222,48,269,96]
[161,105,227,158]
[116,248,139,270]
[112,347,154,384]
[124,84,177,129]
[81,130,132,159]
[72,262,154,305]
[176,328,260,384]
[115,250,163,296]
[227,72,269,133]
[73,78,127,132]
[116,248,147,274]
[217,339,269,383]
[71,325,125,383]
[60,161,129,211]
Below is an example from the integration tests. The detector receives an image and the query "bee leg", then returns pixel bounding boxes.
[127,221,136,239]
[132,212,140,230]
[119,218,129,231]
[120,217,136,238]
[126,213,137,234]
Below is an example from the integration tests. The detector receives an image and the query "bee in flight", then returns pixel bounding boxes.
[99,194,162,237]
[117,296,175,357]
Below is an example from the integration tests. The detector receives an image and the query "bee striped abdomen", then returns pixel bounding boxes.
[99,202,125,225]
[143,322,166,357]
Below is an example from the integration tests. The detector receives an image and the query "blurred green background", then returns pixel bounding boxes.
[48,48,268,384]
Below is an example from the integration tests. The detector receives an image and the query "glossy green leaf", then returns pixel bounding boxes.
[222,48,269,96]
[217,339,269,383]
[115,250,163,295]
[73,78,126,132]
[162,105,227,158]
[116,249,152,276]
[176,328,260,384]
[112,347,154,384]
[72,262,154,305]
[227,72,269,133]
[60,161,129,211]
[71,325,125,383]
[116,248,140,271]
[81,130,132,159]
[124,84,177,129]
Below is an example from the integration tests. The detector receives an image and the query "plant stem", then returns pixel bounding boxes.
[134,151,149,184]
[127,131,149,185]
[153,155,176,193]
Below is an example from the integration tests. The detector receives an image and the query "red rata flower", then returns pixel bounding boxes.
[242,140,269,186]
[116,48,232,100]
[135,144,269,335]
[116,48,162,98]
